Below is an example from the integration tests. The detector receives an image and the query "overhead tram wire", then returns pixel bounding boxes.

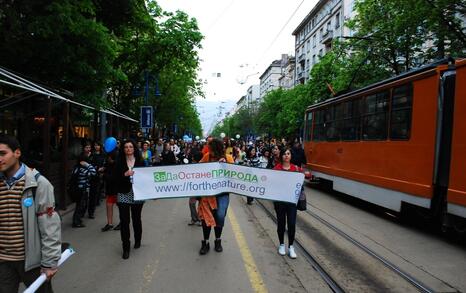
[206,0,236,33]
[257,0,305,65]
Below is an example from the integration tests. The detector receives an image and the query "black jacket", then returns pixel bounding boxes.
[114,158,143,193]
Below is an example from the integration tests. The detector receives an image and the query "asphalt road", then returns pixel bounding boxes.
[50,195,330,293]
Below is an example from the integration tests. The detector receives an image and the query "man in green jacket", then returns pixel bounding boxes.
[0,135,61,293]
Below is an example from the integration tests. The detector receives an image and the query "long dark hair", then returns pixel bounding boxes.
[209,138,225,160]
[119,139,141,164]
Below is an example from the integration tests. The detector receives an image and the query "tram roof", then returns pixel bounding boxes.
[0,66,138,123]
[306,58,454,111]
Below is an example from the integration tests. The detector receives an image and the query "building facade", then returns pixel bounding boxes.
[292,0,355,84]
[246,84,260,107]
[278,54,296,90]
[259,59,282,100]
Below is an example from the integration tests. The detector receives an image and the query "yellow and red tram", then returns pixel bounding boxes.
[303,59,466,229]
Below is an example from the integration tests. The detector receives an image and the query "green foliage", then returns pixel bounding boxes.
[347,0,465,73]
[0,0,204,135]
[0,0,119,105]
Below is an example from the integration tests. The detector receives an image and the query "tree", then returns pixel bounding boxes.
[0,0,119,104]
[347,0,465,74]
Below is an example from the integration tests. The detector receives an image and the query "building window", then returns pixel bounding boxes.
[320,28,323,40]
[313,35,316,47]
[312,55,316,65]
[327,21,331,32]
[307,40,311,52]
[319,49,323,57]
[335,12,340,28]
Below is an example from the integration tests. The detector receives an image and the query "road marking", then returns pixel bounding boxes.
[228,207,268,293]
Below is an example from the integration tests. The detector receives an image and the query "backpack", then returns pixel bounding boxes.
[67,165,81,202]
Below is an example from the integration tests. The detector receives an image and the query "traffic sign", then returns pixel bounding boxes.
[140,106,153,129]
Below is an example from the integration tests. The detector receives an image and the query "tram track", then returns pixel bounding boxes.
[256,197,438,293]
[256,200,345,293]
[304,205,435,293]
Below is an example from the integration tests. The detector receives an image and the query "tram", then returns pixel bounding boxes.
[303,58,466,231]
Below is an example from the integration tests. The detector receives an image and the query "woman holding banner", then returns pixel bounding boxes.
[273,147,302,259]
[114,139,145,259]
[197,138,234,255]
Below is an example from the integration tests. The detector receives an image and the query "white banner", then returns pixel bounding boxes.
[133,162,304,204]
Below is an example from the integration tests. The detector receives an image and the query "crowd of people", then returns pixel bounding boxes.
[0,133,307,292]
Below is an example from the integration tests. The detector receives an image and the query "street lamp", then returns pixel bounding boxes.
[236,134,240,139]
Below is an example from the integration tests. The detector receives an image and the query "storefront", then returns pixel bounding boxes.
[0,67,138,210]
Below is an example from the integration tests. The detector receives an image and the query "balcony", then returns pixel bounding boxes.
[322,30,334,45]
[296,71,306,83]
[298,53,305,62]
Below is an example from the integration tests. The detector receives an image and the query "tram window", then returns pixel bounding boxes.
[326,106,340,141]
[390,83,413,140]
[362,91,389,140]
[304,112,313,141]
[313,110,325,141]
[341,99,361,141]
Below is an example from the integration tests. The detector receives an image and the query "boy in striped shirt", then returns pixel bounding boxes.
[0,135,61,293]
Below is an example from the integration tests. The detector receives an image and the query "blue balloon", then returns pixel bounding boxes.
[104,137,117,153]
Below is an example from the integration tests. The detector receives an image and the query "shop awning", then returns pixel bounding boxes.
[0,66,138,123]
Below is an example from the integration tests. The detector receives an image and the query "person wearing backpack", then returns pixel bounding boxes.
[71,153,97,228]
[0,135,61,293]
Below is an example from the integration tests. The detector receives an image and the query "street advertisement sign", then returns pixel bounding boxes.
[133,162,304,203]
[140,106,153,129]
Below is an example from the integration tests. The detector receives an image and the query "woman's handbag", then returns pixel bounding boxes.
[296,187,307,211]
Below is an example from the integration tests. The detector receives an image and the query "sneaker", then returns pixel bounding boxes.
[113,223,121,230]
[278,244,286,256]
[288,245,297,259]
[188,220,196,226]
[196,221,202,226]
[101,224,113,232]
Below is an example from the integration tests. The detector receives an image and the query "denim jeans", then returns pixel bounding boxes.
[214,193,229,227]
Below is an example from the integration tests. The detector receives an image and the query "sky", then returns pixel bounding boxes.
[156,0,319,134]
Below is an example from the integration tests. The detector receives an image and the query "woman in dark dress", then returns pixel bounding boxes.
[114,139,145,259]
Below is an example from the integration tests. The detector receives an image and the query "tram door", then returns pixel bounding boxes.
[447,60,466,218]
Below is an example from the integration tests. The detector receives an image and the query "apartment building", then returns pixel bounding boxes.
[278,54,295,90]
[292,0,355,84]
[246,84,260,107]
[259,59,282,100]
[259,54,297,100]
